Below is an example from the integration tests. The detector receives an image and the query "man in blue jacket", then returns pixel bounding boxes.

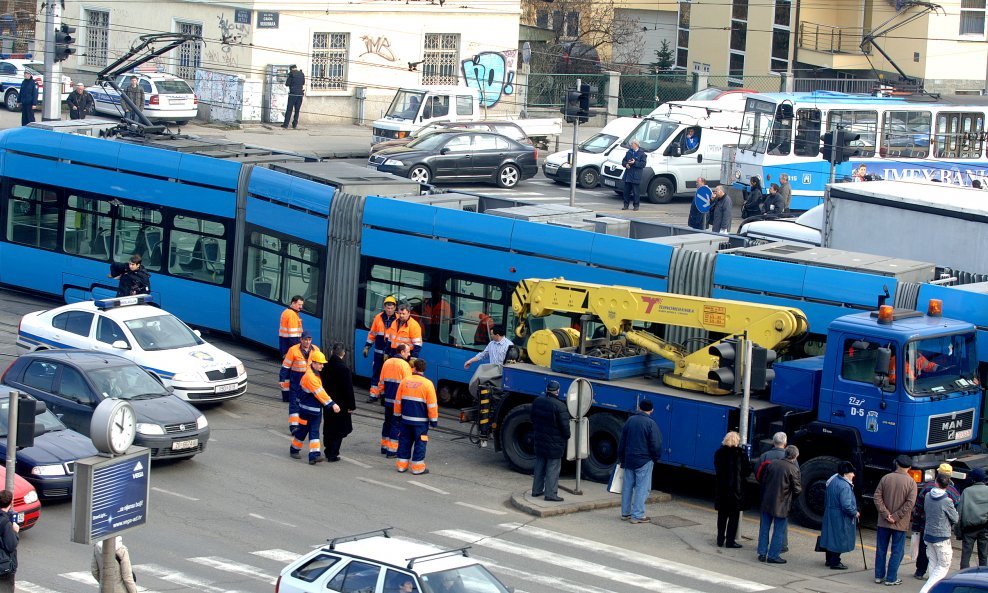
[617,399,662,523]
[17,71,37,127]
[621,140,647,211]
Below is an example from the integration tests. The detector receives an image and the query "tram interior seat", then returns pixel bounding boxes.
[252,276,273,299]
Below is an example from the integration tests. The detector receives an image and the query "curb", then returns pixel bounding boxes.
[510,489,671,518]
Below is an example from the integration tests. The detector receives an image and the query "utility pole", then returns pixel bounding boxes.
[42,0,63,121]
[568,78,581,208]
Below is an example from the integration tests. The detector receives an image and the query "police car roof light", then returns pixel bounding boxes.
[95,294,154,310]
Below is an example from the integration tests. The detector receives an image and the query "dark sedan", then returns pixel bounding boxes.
[369,130,538,188]
[0,389,98,499]
[1,351,210,460]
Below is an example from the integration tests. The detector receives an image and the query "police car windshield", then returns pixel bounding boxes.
[904,333,978,396]
[88,366,169,400]
[123,314,204,351]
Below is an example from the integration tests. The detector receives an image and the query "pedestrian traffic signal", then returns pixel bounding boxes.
[709,338,740,391]
[54,23,76,62]
[560,89,581,124]
[577,83,590,124]
[16,395,46,449]
[749,345,778,391]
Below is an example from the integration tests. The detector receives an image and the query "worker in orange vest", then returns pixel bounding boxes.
[378,343,413,457]
[278,295,305,356]
[390,302,423,359]
[279,331,320,431]
[363,295,398,404]
[888,353,939,384]
[291,351,339,465]
[394,358,438,475]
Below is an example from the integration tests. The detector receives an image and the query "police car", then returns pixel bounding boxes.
[15,295,246,403]
[0,58,73,111]
[87,72,198,124]
[277,530,510,593]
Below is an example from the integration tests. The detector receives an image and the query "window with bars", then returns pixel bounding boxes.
[676,1,689,69]
[85,10,109,67]
[176,22,202,80]
[771,0,791,73]
[311,33,349,91]
[422,33,459,85]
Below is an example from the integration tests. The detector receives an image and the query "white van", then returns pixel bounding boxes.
[542,117,641,188]
[599,96,747,203]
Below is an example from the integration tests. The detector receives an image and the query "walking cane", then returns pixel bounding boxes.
[858,519,868,570]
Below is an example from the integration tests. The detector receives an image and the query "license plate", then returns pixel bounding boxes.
[957,429,973,441]
[168,99,185,105]
[215,382,239,393]
[603,178,615,187]
[16,512,23,524]
[367,164,379,170]
[173,439,199,450]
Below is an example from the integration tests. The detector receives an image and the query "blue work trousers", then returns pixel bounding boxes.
[381,404,401,454]
[875,527,906,582]
[290,409,322,462]
[757,513,788,560]
[396,423,429,474]
[621,461,653,520]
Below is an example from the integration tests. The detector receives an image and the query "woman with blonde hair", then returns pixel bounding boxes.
[714,430,752,548]
[90,536,137,593]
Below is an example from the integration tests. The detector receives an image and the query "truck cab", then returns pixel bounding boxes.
[372,87,480,145]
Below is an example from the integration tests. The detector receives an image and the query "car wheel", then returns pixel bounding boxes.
[4,89,18,112]
[497,164,521,188]
[578,167,600,189]
[646,177,675,204]
[408,165,431,184]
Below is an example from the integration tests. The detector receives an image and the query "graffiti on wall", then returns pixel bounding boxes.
[460,50,516,108]
[217,13,250,52]
[360,35,398,62]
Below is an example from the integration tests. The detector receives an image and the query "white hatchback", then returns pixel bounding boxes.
[88,72,198,124]
[15,295,246,403]
[277,531,511,593]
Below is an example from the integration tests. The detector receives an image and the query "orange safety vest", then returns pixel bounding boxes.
[366,311,397,352]
[279,308,303,339]
[379,356,413,404]
[390,317,423,356]
[888,354,937,384]
[394,372,438,425]
[299,368,332,410]
[279,344,321,391]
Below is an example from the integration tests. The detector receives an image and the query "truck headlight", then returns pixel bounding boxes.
[924,469,936,482]
[196,415,208,430]
[31,464,66,477]
[137,423,165,436]
[384,159,404,167]
[23,490,37,504]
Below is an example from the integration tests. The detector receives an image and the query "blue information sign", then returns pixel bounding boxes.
[71,448,151,545]
[693,185,713,214]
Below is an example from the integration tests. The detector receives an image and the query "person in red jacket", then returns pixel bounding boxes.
[394,358,437,475]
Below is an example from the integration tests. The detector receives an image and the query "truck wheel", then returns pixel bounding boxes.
[646,177,674,204]
[4,89,18,112]
[438,382,456,406]
[501,404,536,474]
[578,167,599,189]
[582,413,625,483]
[790,455,840,529]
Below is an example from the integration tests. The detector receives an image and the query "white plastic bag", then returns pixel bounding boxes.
[607,464,623,494]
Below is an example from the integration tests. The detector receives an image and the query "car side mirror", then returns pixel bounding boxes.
[193,329,201,337]
[440,147,451,155]
[668,143,682,157]
[874,347,892,375]
[111,340,130,350]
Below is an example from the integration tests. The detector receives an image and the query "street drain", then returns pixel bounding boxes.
[651,515,701,528]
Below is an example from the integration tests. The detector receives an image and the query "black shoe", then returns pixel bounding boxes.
[281,125,288,129]
[531,491,544,497]
[544,495,564,502]
[757,555,767,562]
[633,206,639,211]
[726,542,743,549]
[781,546,789,553]
[767,557,787,564]
[386,453,397,459]
[327,456,341,462]
[366,396,379,404]
[292,124,298,129]
[309,456,325,465]
[290,451,301,459]
[830,563,848,570]
[621,206,629,210]
[717,540,724,548]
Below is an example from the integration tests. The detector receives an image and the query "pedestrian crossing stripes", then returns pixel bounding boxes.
[25,525,774,593]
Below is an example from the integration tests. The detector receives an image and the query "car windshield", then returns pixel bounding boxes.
[124,314,204,351]
[386,90,426,120]
[580,133,618,154]
[25,63,43,76]
[0,398,66,437]
[622,119,679,152]
[903,332,979,396]
[155,80,193,94]
[407,133,459,151]
[88,366,170,400]
[421,565,510,593]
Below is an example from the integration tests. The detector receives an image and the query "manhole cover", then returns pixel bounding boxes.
[651,515,701,529]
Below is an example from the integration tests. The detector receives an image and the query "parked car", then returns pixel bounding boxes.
[543,117,641,188]
[0,388,98,499]
[276,532,511,593]
[0,58,72,111]
[371,120,532,155]
[687,87,757,101]
[88,72,198,124]
[16,295,247,403]
[927,566,988,592]
[2,350,210,460]
[369,130,538,188]
[0,465,40,530]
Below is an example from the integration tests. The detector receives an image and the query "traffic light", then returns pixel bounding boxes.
[709,338,740,391]
[16,396,46,449]
[54,23,76,63]
[821,131,837,165]
[749,345,778,391]
[577,83,590,124]
[560,89,580,124]
[838,131,861,164]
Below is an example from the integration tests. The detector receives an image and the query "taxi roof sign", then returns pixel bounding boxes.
[95,294,154,310]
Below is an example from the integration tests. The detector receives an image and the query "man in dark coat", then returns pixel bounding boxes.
[17,71,37,127]
[283,64,305,129]
[714,431,751,548]
[0,489,19,592]
[530,380,570,502]
[687,177,707,229]
[709,185,733,234]
[321,342,356,462]
[757,445,801,563]
[67,83,95,120]
[617,399,663,523]
[620,140,647,211]
[109,254,151,297]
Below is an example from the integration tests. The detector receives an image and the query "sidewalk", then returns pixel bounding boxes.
[511,485,670,518]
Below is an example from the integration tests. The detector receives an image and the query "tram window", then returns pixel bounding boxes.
[64,195,112,261]
[443,278,507,350]
[881,111,931,158]
[362,263,430,330]
[245,230,322,312]
[794,109,821,157]
[768,115,792,156]
[828,110,877,158]
[283,242,320,314]
[167,215,226,285]
[935,112,985,159]
[113,204,163,271]
[6,184,58,251]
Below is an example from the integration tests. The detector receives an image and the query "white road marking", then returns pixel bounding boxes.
[188,557,276,584]
[499,522,772,592]
[475,555,618,593]
[453,501,507,515]
[435,529,708,593]
[136,563,249,593]
[216,408,241,419]
[357,476,406,490]
[60,571,161,592]
[339,455,371,468]
[248,512,298,528]
[409,480,449,494]
[19,582,66,593]
[151,487,199,501]
[252,548,301,563]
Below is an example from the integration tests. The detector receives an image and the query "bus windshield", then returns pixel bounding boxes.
[903,333,979,396]
[622,119,680,152]
[741,98,776,153]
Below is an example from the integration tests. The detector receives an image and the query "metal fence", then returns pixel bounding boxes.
[526,73,610,109]
[798,22,870,55]
[704,75,785,93]
[616,74,694,116]
[792,78,886,94]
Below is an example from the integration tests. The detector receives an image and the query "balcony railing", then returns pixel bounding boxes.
[798,22,871,55]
